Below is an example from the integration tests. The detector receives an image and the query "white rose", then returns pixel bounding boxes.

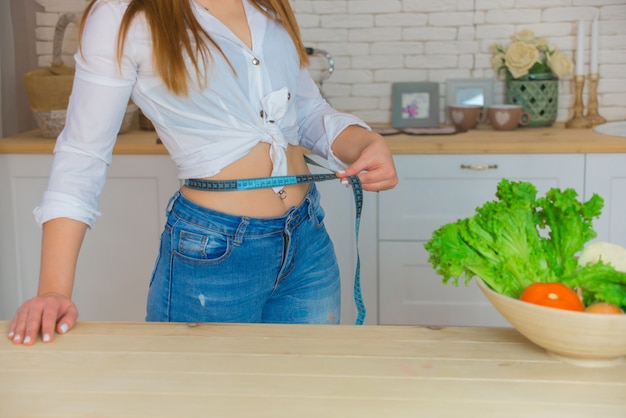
[491,52,505,72]
[535,38,548,51]
[505,41,539,79]
[547,50,574,78]
[511,30,535,44]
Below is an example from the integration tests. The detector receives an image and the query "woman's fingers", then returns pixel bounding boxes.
[356,166,398,192]
[55,302,78,337]
[338,136,398,192]
[340,155,398,192]
[7,294,77,345]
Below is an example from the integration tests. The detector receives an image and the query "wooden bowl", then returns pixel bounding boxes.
[477,280,626,367]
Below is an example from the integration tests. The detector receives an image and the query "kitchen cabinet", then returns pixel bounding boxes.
[0,153,180,321]
[585,154,626,248]
[377,154,585,327]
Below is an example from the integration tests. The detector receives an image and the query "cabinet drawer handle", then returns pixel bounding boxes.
[460,163,498,171]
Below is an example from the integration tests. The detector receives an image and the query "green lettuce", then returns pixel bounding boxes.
[424,179,626,309]
[562,263,626,308]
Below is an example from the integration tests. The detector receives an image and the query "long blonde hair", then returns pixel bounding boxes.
[79,0,309,95]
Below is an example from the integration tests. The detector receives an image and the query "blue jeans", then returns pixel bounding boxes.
[146,184,341,324]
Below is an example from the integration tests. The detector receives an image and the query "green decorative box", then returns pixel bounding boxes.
[506,73,559,127]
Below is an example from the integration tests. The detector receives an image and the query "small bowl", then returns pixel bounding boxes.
[477,280,626,367]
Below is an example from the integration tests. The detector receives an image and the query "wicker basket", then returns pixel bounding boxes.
[24,13,137,138]
[23,13,78,138]
[139,109,156,131]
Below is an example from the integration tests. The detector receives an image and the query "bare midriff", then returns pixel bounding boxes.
[180,143,319,218]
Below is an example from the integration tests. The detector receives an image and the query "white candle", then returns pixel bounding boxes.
[576,20,584,76]
[591,18,599,74]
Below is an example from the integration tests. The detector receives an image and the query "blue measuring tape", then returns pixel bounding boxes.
[184,156,366,325]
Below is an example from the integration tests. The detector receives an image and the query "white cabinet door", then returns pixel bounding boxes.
[0,155,22,320]
[379,241,509,327]
[585,154,626,248]
[378,154,585,326]
[0,154,180,321]
[0,154,55,320]
[379,154,586,241]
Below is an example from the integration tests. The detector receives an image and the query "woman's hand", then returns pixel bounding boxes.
[333,126,398,192]
[7,293,78,345]
[8,217,87,345]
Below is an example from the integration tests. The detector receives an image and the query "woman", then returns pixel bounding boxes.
[8,0,397,345]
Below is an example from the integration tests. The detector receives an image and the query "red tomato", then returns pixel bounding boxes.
[519,282,584,311]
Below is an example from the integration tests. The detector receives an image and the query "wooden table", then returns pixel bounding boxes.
[1,322,625,417]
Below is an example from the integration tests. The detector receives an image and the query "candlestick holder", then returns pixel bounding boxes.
[585,73,607,127]
[566,75,592,129]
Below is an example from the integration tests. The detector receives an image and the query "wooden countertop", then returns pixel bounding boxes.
[1,321,625,417]
[386,124,626,154]
[2,124,626,155]
[0,129,165,155]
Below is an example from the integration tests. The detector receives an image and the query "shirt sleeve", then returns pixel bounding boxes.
[294,68,371,172]
[34,2,137,228]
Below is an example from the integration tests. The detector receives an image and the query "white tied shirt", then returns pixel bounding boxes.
[34,0,369,227]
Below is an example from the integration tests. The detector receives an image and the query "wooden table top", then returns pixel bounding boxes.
[2,124,626,155]
[1,321,625,417]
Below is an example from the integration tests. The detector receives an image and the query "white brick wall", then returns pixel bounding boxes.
[34,0,626,124]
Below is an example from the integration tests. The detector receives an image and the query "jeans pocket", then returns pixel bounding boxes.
[309,197,326,230]
[173,223,232,265]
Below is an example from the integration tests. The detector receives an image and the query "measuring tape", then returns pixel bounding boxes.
[184,156,366,325]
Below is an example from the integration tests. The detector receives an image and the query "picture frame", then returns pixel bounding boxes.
[445,78,494,108]
[391,82,440,129]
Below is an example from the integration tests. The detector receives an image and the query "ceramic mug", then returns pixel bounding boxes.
[487,105,531,131]
[448,105,484,132]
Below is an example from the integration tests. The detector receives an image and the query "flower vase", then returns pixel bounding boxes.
[505,73,559,127]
